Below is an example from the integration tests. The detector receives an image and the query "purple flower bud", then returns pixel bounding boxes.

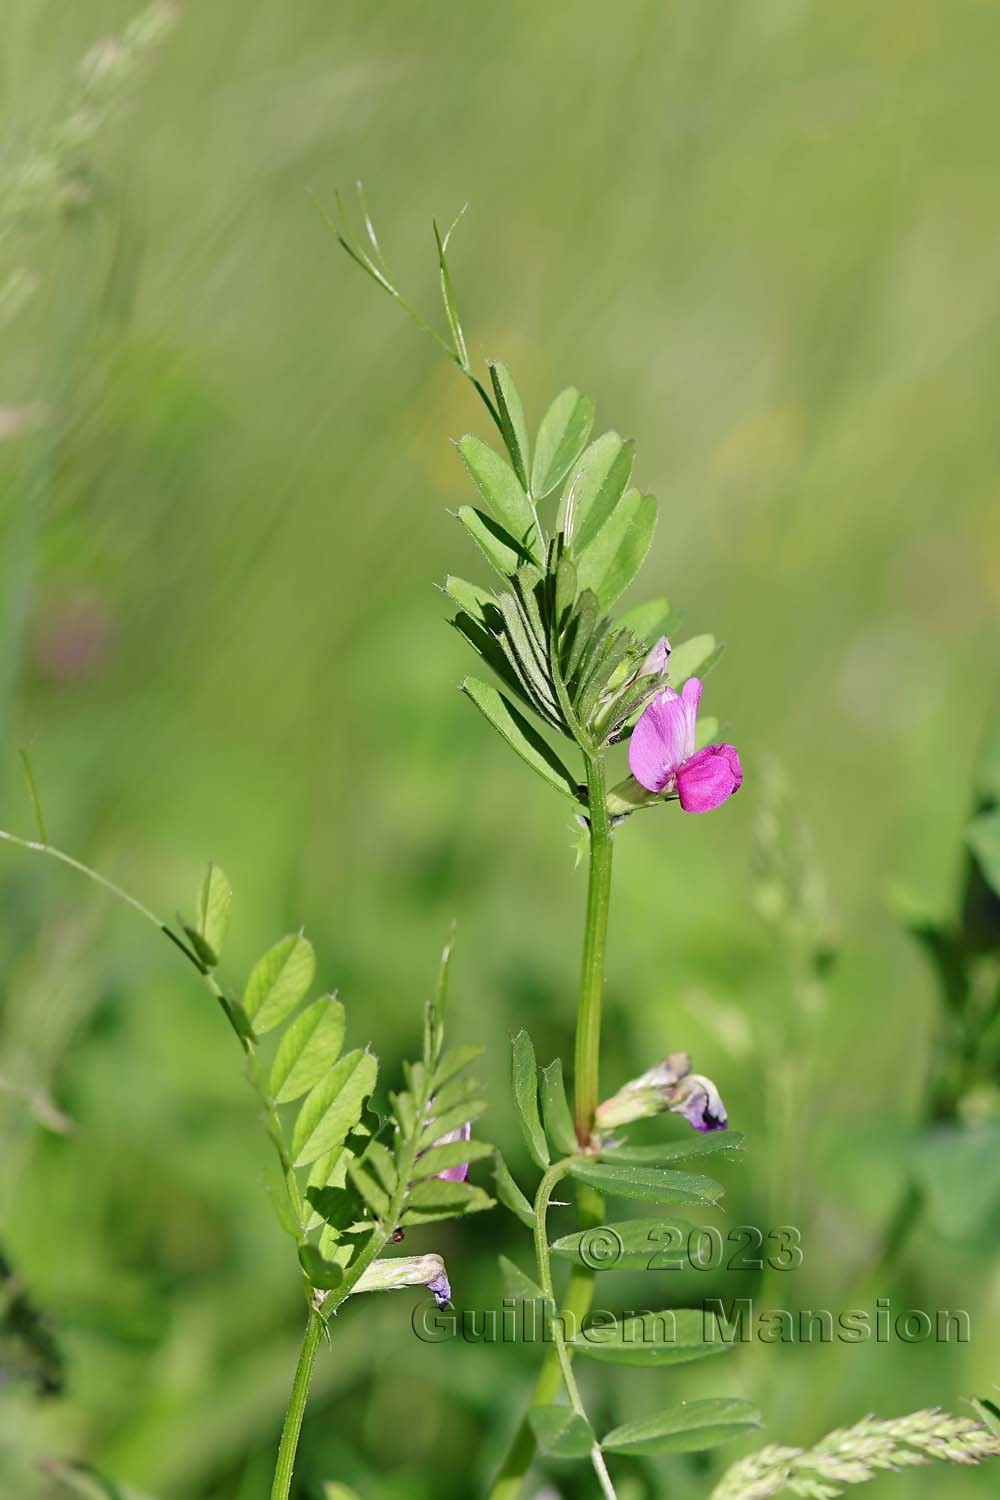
[595,1051,728,1133]
[668,1073,728,1132]
[427,1270,453,1309]
[639,635,672,678]
[353,1253,452,1305]
[629,677,743,813]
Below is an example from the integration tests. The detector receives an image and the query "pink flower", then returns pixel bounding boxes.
[628,678,742,814]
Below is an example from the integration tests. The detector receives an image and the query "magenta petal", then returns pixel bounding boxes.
[675,743,743,813]
[629,685,699,793]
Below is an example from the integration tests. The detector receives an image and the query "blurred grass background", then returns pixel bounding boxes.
[2,1,999,1496]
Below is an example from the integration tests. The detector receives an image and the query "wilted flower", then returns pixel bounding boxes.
[353,1253,452,1309]
[595,1051,728,1133]
[629,677,742,813]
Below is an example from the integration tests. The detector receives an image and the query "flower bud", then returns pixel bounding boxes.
[353,1253,452,1308]
[595,1051,728,1133]
[639,635,672,678]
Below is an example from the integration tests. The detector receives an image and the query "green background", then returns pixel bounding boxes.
[2,2,999,1496]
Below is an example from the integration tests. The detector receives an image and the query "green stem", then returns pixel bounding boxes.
[532,1163,618,1500]
[269,1308,324,1500]
[490,759,614,1499]
[574,754,613,1142]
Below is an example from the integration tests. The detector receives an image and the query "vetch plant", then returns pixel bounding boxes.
[333,186,753,1499]
[0,825,493,1500]
[332,186,1000,1499]
[4,175,999,1499]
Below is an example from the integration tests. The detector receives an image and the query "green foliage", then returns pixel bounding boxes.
[539,1059,577,1155]
[492,1149,536,1229]
[498,1253,544,1301]
[669,633,723,689]
[602,1398,762,1456]
[567,1158,724,1205]
[0,1247,64,1397]
[457,436,538,559]
[243,934,316,1035]
[569,1308,733,1367]
[510,1029,549,1168]
[460,677,578,799]
[42,1461,157,1500]
[529,1405,595,1459]
[575,489,658,609]
[604,1131,746,1165]
[488,361,531,493]
[195,862,232,967]
[531,388,595,499]
[550,1218,697,1272]
[291,1050,378,1167]
[269,996,347,1103]
[967,809,1000,898]
[4,10,1000,1500]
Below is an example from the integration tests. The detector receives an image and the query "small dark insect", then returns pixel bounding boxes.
[391,1228,405,1243]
